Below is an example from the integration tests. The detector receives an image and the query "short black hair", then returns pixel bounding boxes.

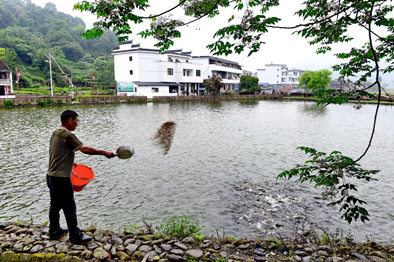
[61,110,78,124]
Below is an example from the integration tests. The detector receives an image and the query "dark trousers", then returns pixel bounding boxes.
[46,175,81,238]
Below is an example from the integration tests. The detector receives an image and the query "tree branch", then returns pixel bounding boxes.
[354,2,381,163]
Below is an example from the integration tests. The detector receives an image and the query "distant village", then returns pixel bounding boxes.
[0,41,371,99]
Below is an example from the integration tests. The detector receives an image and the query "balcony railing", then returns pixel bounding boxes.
[0,79,11,85]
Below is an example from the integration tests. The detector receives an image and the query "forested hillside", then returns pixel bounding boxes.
[0,0,119,91]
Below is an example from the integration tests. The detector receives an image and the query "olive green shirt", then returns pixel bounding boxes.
[47,127,83,177]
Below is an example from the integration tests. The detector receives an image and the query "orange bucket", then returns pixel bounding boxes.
[71,164,95,192]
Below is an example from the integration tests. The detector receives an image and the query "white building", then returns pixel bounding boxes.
[256,63,304,86]
[0,59,14,97]
[112,41,244,98]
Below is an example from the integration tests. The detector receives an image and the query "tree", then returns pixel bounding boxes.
[0,48,5,60]
[239,75,260,94]
[298,69,332,97]
[71,0,394,223]
[203,75,224,95]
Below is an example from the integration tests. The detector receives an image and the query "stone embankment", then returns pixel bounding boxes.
[1,222,393,262]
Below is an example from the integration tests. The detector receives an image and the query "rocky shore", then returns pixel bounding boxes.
[1,221,393,262]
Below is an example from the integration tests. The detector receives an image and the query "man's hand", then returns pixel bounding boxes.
[104,151,116,158]
[78,145,116,158]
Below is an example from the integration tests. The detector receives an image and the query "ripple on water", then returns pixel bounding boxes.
[0,102,393,242]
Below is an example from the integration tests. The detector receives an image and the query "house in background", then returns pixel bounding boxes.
[0,59,14,97]
[256,63,304,86]
[112,41,244,98]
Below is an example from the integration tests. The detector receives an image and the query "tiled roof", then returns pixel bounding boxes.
[0,59,11,72]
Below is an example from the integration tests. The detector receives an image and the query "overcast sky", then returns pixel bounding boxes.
[29,0,392,83]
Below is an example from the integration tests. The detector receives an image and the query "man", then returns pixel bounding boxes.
[47,110,116,244]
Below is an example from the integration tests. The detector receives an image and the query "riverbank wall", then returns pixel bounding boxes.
[1,221,393,262]
[0,93,393,108]
[0,94,280,108]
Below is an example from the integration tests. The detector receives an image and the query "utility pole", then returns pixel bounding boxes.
[44,53,53,97]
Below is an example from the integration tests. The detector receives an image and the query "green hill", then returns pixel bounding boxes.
[0,0,118,93]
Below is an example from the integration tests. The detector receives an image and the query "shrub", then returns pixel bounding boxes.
[37,100,45,106]
[46,98,54,104]
[158,214,201,237]
[4,100,14,106]
[57,99,63,104]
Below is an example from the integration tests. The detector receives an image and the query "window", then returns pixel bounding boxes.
[129,56,133,61]
[152,88,159,93]
[167,68,174,75]
[196,70,201,77]
[129,70,133,75]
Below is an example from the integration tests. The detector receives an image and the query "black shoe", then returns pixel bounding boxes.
[49,227,69,240]
[70,232,92,244]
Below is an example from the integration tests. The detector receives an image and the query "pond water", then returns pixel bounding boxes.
[0,100,393,242]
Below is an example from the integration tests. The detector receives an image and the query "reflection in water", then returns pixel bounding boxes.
[0,101,393,242]
[300,102,327,115]
[207,100,222,108]
[239,100,259,107]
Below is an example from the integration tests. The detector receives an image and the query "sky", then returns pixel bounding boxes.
[29,0,393,83]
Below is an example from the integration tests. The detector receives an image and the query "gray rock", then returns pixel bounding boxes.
[319,245,332,252]
[174,242,187,250]
[104,243,112,251]
[295,255,302,261]
[167,254,184,261]
[124,238,136,246]
[153,245,162,253]
[46,247,56,253]
[295,251,307,256]
[23,244,33,252]
[56,243,69,253]
[93,247,111,260]
[46,240,58,248]
[88,242,99,250]
[148,251,157,262]
[111,245,117,255]
[161,244,172,251]
[201,240,212,248]
[186,249,203,258]
[126,244,139,255]
[111,237,124,245]
[152,239,163,245]
[93,230,104,241]
[170,249,184,255]
[304,247,314,253]
[71,244,86,251]
[101,236,111,243]
[140,244,153,253]
[117,245,125,251]
[118,251,131,261]
[30,244,44,253]
[239,244,250,249]
[302,256,312,262]
[81,250,93,259]
[13,243,24,252]
[141,235,155,241]
[68,251,81,256]
[182,237,196,244]
[352,252,367,260]
[220,251,227,257]
[317,250,329,257]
